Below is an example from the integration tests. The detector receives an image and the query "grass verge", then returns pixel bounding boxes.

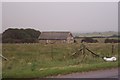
[3,61,118,78]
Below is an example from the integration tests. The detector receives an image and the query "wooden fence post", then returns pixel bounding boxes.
[112,44,114,54]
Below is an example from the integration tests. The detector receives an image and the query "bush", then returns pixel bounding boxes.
[81,37,98,43]
[104,38,120,43]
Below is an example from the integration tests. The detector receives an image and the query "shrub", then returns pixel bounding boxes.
[81,37,98,43]
[104,38,120,43]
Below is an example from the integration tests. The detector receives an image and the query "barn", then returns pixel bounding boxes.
[38,31,74,43]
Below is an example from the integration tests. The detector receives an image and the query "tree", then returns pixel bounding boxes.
[2,28,41,43]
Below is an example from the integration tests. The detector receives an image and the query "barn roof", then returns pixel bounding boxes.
[38,32,73,40]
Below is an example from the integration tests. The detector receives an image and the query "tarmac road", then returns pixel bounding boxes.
[49,68,119,78]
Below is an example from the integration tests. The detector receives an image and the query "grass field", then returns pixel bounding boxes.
[2,43,119,78]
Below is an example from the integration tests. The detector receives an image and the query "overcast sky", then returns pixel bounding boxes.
[2,2,118,33]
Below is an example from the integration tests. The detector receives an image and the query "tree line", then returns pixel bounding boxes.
[2,28,41,43]
[80,37,120,43]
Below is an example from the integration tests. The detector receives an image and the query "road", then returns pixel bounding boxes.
[48,68,119,78]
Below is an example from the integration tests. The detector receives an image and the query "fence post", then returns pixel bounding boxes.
[83,44,85,55]
[51,43,54,60]
[112,43,114,54]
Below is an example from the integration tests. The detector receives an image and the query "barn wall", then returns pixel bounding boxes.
[38,40,47,43]
[39,40,67,44]
[67,33,74,43]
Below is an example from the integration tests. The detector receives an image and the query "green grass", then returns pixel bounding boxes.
[3,62,118,78]
[2,43,119,78]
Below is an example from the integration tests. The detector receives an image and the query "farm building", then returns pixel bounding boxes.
[38,31,74,43]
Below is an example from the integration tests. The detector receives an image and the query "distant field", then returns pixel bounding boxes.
[73,31,118,37]
[2,43,119,78]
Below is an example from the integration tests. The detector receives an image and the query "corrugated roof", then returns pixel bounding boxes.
[38,32,72,40]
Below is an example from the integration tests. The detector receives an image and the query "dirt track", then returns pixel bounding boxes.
[48,68,119,78]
